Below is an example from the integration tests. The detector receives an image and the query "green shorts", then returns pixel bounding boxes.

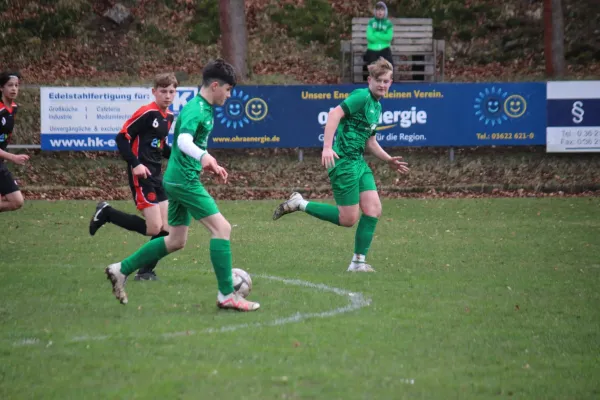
[163,180,220,227]
[328,158,377,206]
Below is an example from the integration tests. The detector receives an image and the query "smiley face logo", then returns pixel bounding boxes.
[227,102,242,117]
[474,87,509,126]
[245,98,268,122]
[504,95,526,118]
[215,88,250,129]
[486,99,500,114]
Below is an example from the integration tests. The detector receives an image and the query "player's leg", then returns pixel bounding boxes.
[273,160,360,227]
[0,191,24,212]
[0,167,23,212]
[89,200,147,236]
[176,181,258,311]
[348,165,380,272]
[198,213,259,311]
[135,194,170,280]
[105,195,190,304]
[272,191,339,224]
[89,169,156,236]
[332,162,362,227]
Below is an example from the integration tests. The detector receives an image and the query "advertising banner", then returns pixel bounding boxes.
[40,83,547,151]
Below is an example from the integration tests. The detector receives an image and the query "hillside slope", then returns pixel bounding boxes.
[0,0,598,84]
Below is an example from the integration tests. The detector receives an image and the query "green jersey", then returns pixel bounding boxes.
[366,17,393,51]
[334,88,382,160]
[164,94,214,184]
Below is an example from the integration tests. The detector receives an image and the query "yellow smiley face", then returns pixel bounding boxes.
[504,95,527,118]
[245,98,268,121]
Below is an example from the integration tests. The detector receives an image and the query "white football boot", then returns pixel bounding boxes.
[217,292,260,311]
[272,192,304,220]
[105,263,128,304]
[347,262,376,272]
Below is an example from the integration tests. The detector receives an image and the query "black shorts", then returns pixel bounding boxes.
[0,163,19,196]
[127,167,167,210]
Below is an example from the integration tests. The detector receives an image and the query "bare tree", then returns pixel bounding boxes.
[219,0,248,81]
[544,0,566,77]
[550,0,565,77]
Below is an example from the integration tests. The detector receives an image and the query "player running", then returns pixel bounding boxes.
[89,73,176,281]
[273,58,409,272]
[105,59,260,311]
[0,71,28,213]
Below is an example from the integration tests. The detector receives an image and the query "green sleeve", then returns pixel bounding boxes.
[372,21,393,45]
[178,105,201,135]
[381,21,393,44]
[340,92,367,116]
[366,18,377,46]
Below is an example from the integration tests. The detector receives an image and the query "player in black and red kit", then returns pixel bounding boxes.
[0,71,29,213]
[89,73,177,280]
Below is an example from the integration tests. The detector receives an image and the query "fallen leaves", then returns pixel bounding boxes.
[2,0,599,85]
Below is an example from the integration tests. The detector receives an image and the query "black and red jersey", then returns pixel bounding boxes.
[115,102,174,174]
[0,101,17,162]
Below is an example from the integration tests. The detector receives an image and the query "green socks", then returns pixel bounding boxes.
[305,202,340,225]
[210,238,234,296]
[119,237,235,296]
[120,237,169,276]
[354,214,379,256]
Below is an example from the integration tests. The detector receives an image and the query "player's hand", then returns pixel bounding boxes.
[11,154,29,165]
[388,156,409,174]
[321,147,339,169]
[201,154,228,184]
[132,164,151,179]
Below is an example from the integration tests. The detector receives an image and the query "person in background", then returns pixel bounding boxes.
[363,1,394,81]
[89,73,177,281]
[0,71,28,213]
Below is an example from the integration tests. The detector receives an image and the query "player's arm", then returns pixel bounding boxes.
[116,108,152,178]
[0,148,29,165]
[322,93,369,168]
[0,108,28,164]
[162,140,171,159]
[115,133,139,167]
[177,110,227,182]
[366,136,409,174]
[321,106,344,168]
[162,115,174,159]
[178,134,227,183]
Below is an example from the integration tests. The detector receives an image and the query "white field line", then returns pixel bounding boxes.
[11,275,371,347]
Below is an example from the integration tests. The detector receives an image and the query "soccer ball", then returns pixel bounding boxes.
[232,268,252,298]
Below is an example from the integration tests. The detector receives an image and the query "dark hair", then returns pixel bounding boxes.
[0,71,21,88]
[202,58,237,88]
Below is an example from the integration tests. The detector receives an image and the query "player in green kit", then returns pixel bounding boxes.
[105,59,260,311]
[273,58,409,272]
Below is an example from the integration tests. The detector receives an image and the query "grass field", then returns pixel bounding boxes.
[1,198,599,399]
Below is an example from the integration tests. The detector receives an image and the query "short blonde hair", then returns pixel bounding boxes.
[368,57,393,79]
[154,73,178,89]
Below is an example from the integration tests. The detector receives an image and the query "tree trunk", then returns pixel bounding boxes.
[550,0,565,77]
[543,0,553,76]
[544,0,566,77]
[219,0,248,82]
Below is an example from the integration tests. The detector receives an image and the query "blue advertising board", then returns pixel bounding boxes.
[40,83,546,150]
